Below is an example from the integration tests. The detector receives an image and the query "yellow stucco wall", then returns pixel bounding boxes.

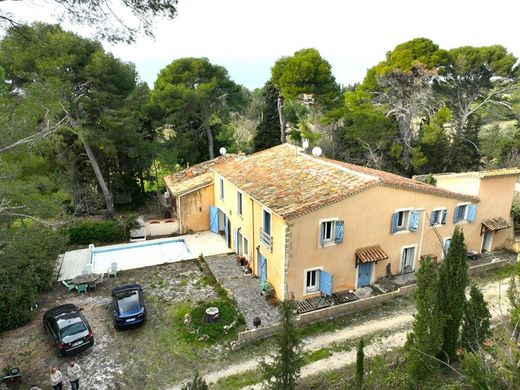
[286,179,515,300]
[179,184,214,234]
[213,173,287,298]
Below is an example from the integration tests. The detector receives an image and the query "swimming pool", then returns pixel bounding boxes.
[91,238,191,273]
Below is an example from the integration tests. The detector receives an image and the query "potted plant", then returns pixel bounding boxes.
[259,281,274,300]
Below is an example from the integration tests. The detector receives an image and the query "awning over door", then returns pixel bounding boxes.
[355,245,389,266]
[481,217,511,234]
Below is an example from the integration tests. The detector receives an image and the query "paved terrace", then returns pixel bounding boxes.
[58,231,229,281]
[204,253,280,328]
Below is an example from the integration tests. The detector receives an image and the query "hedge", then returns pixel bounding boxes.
[68,220,129,245]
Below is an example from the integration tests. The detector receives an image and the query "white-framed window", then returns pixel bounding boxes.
[243,236,249,258]
[454,203,477,223]
[237,191,243,215]
[430,208,447,226]
[321,220,335,244]
[401,245,417,273]
[396,210,410,230]
[219,178,224,200]
[263,209,271,236]
[305,269,320,293]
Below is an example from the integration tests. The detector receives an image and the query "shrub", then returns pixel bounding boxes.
[68,219,128,245]
[0,225,67,330]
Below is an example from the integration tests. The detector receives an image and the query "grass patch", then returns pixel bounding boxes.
[302,348,332,364]
[213,369,264,390]
[167,299,245,345]
[472,262,515,284]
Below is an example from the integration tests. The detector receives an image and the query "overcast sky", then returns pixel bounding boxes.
[2,0,520,89]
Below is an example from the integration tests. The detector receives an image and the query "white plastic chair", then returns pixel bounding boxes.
[107,262,119,278]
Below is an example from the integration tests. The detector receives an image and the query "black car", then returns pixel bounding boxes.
[43,304,94,357]
[112,284,146,329]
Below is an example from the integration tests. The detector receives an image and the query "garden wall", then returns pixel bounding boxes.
[236,259,508,346]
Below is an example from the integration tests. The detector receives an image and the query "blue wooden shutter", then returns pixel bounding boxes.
[334,220,344,244]
[444,238,452,256]
[453,206,461,223]
[441,209,447,224]
[391,213,399,234]
[260,255,267,283]
[319,222,324,247]
[224,215,229,246]
[430,210,438,226]
[467,205,477,222]
[319,270,333,296]
[209,206,219,233]
[408,210,419,231]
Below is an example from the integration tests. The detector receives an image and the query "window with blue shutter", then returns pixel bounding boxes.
[441,209,447,224]
[319,270,333,296]
[334,220,344,244]
[391,212,400,233]
[408,210,419,231]
[453,206,461,223]
[467,205,477,222]
[430,210,439,226]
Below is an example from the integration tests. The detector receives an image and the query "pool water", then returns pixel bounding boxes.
[91,239,191,273]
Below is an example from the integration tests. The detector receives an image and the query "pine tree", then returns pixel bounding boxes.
[355,338,365,389]
[261,299,303,390]
[438,227,469,362]
[405,257,445,380]
[253,81,282,152]
[461,284,491,351]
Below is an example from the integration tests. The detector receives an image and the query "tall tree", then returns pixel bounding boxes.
[0,23,148,218]
[271,48,341,108]
[253,81,282,151]
[435,45,519,170]
[261,300,303,390]
[0,0,178,43]
[438,227,469,362]
[461,284,491,351]
[405,256,445,380]
[152,57,244,160]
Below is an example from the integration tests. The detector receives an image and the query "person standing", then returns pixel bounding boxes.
[50,367,63,390]
[67,361,81,390]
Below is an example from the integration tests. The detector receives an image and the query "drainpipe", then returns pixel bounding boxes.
[251,197,256,275]
[416,208,427,270]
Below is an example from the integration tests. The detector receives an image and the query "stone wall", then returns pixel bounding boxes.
[236,259,508,346]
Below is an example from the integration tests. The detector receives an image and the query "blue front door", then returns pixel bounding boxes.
[260,255,267,283]
[209,206,219,233]
[358,263,372,287]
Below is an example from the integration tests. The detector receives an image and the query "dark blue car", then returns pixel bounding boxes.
[111,284,146,329]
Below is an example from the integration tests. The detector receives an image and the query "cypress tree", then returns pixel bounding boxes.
[438,227,469,362]
[181,371,208,390]
[261,299,303,390]
[461,284,491,351]
[253,81,282,152]
[355,338,365,389]
[405,257,445,380]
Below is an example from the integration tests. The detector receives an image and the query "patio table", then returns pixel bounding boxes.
[71,273,102,285]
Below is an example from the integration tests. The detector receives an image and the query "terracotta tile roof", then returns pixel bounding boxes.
[482,217,511,231]
[211,144,379,219]
[433,168,520,180]
[164,156,231,196]
[327,159,480,203]
[355,245,389,263]
[211,143,479,219]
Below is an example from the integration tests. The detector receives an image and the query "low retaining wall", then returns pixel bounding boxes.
[236,259,509,346]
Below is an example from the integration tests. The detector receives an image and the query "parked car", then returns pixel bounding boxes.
[112,284,146,329]
[43,304,94,357]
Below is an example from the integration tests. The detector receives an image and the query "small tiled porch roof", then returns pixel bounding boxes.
[164,156,232,197]
[481,217,511,232]
[355,245,389,264]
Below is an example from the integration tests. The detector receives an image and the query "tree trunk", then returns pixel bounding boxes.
[204,121,215,160]
[277,94,286,143]
[80,134,115,219]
